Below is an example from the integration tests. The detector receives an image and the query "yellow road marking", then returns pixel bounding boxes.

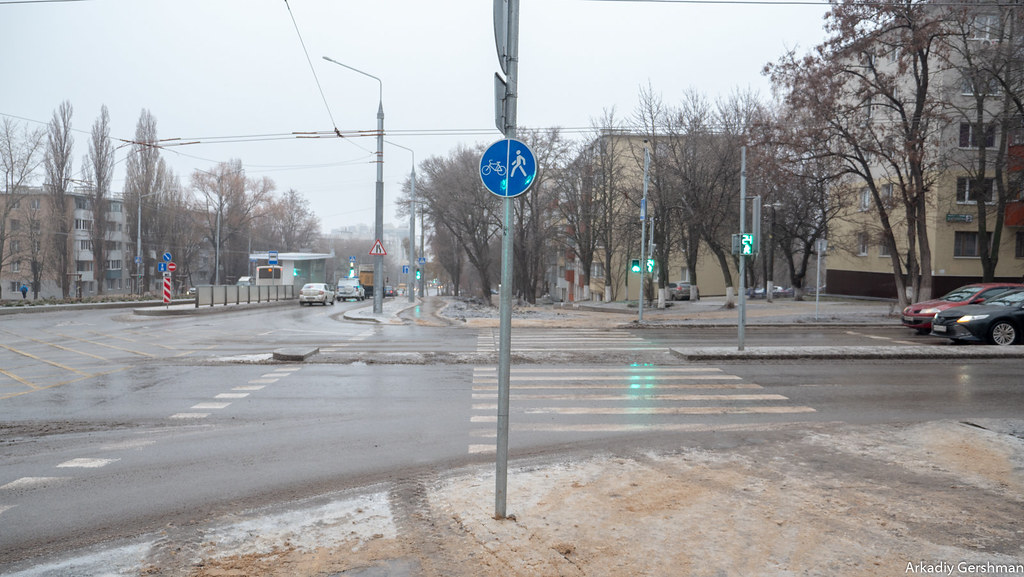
[0,367,41,390]
[0,343,91,374]
[53,333,155,357]
[0,366,130,400]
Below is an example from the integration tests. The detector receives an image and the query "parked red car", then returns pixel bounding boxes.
[901,283,1024,333]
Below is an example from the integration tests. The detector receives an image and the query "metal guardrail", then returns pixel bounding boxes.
[195,284,295,307]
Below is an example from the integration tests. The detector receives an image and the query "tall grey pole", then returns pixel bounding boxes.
[495,0,519,521]
[136,192,142,294]
[638,145,650,322]
[322,56,384,314]
[738,146,747,351]
[388,140,417,304]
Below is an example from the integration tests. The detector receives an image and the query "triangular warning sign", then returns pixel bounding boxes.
[369,239,387,256]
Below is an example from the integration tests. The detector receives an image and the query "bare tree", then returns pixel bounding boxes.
[0,118,44,298]
[84,105,115,294]
[124,109,165,294]
[191,160,273,284]
[418,144,502,303]
[263,188,321,252]
[44,100,75,298]
[767,0,952,307]
[941,7,1019,281]
[514,127,568,303]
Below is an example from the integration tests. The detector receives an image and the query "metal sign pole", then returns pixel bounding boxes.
[494,0,519,521]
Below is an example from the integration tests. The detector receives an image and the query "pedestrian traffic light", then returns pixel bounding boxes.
[630,259,641,273]
[741,233,755,256]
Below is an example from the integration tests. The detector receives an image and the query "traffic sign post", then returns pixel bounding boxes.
[268,250,279,266]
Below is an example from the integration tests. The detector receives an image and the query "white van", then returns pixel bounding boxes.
[236,276,255,287]
[336,278,365,301]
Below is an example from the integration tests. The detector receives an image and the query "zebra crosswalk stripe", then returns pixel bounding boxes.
[467,365,815,453]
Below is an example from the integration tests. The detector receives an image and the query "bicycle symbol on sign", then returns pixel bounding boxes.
[481,159,506,176]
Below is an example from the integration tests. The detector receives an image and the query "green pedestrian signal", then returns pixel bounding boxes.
[630,259,641,273]
[741,233,755,256]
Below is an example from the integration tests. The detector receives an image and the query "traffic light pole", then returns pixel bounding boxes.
[638,145,650,323]
[738,146,747,351]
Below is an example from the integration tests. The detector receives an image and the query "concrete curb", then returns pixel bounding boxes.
[671,345,1024,360]
[273,347,320,361]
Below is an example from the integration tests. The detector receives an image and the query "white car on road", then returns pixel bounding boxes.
[299,283,335,306]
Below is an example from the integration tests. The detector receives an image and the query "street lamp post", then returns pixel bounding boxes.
[135,190,162,295]
[323,56,385,314]
[387,140,417,304]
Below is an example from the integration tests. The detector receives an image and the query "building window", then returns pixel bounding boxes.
[74,219,93,230]
[76,260,94,272]
[879,241,891,257]
[857,232,869,256]
[972,14,1000,40]
[75,197,91,210]
[959,122,996,148]
[1016,232,1024,258]
[10,239,19,252]
[957,177,995,204]
[9,219,19,231]
[79,240,93,251]
[30,198,40,210]
[106,259,122,270]
[859,188,872,211]
[961,74,1000,96]
[954,231,980,257]
[109,201,122,213]
[11,261,20,273]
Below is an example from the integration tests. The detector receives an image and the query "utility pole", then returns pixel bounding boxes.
[638,143,649,323]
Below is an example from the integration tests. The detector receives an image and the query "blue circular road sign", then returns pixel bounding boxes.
[480,138,536,198]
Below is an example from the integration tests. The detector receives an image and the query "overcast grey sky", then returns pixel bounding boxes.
[3,0,830,234]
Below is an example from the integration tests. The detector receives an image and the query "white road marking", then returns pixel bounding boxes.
[57,458,119,468]
[216,393,249,399]
[169,412,210,419]
[248,379,278,385]
[233,385,265,391]
[192,402,231,410]
[0,477,68,490]
[472,393,790,402]
[525,406,816,415]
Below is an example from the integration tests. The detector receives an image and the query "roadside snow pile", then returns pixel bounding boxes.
[441,297,565,320]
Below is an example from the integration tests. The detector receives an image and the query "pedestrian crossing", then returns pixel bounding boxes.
[467,365,815,453]
[476,327,659,353]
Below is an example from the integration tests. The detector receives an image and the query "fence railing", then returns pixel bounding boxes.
[195,284,295,307]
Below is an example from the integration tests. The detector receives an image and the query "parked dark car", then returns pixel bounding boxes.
[902,283,1024,334]
[930,288,1024,345]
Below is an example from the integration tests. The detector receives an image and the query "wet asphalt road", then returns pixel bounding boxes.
[1,303,1022,570]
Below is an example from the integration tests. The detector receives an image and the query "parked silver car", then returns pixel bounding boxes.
[299,283,335,306]
[667,282,692,301]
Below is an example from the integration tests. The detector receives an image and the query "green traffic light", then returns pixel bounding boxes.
[630,259,641,273]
